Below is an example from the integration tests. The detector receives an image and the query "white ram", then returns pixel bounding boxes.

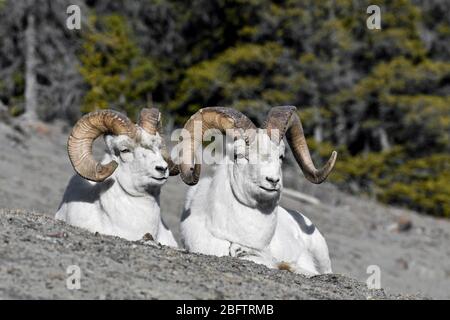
[56,108,178,246]
[178,106,337,275]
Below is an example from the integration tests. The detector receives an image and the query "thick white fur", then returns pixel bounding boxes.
[56,129,177,247]
[181,132,331,275]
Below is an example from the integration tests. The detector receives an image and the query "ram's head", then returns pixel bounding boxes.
[67,108,178,194]
[179,106,337,205]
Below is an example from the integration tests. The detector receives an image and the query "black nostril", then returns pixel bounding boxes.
[155,165,168,173]
[266,176,280,184]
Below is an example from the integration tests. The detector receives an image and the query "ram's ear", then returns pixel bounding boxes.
[224,139,236,161]
[104,135,116,155]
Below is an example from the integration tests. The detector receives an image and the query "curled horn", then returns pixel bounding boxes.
[180,107,257,185]
[68,110,137,182]
[138,108,159,135]
[263,106,337,184]
[138,108,179,176]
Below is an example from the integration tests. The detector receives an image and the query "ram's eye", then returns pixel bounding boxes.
[279,155,284,160]
[120,148,131,154]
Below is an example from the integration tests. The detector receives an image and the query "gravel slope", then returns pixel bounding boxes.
[0,121,448,299]
[0,208,415,299]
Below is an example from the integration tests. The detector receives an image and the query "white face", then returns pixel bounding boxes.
[104,129,169,196]
[227,131,285,210]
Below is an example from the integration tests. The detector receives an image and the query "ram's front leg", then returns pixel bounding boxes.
[156,219,179,248]
[228,243,276,269]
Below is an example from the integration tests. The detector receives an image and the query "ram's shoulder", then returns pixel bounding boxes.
[277,207,318,236]
[61,174,99,200]
[185,174,211,197]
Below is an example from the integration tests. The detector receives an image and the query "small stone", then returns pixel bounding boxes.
[142,233,154,241]
[397,215,412,232]
[396,258,409,270]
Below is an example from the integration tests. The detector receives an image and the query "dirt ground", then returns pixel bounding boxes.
[0,121,449,299]
[1,208,417,299]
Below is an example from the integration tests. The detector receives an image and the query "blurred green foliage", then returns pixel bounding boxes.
[328,147,450,218]
[79,14,158,120]
[3,0,446,216]
[170,42,289,121]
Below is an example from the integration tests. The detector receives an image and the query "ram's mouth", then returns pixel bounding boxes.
[151,176,168,181]
[259,186,280,193]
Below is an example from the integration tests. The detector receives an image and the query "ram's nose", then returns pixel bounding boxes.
[155,164,168,174]
[265,175,280,186]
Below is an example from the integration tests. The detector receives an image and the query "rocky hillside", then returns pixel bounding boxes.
[0,121,449,299]
[0,208,416,299]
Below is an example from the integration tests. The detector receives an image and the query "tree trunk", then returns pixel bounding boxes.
[313,93,323,143]
[314,118,323,143]
[377,127,391,151]
[24,12,38,121]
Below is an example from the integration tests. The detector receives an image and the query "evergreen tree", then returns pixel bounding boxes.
[79,14,158,119]
[1,0,449,216]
